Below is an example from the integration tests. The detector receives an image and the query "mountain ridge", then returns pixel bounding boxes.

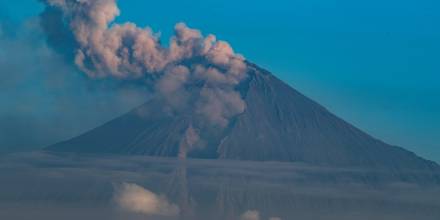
[46,63,439,170]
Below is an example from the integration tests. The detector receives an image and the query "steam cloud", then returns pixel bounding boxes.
[241,210,283,220]
[241,210,261,220]
[40,0,248,127]
[114,183,179,217]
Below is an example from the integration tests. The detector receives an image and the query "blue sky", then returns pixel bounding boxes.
[1,0,439,161]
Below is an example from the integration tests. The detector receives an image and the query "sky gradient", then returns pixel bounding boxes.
[0,0,439,161]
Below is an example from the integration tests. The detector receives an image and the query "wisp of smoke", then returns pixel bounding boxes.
[40,0,248,128]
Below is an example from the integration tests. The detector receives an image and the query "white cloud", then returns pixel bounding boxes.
[241,210,283,220]
[114,183,179,217]
[241,210,261,220]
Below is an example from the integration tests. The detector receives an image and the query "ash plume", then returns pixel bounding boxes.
[40,0,248,130]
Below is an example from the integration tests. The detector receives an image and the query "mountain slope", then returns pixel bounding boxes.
[47,64,439,170]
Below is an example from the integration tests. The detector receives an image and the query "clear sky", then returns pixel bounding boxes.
[0,0,439,162]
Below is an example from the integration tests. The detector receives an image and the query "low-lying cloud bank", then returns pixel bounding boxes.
[113,183,285,220]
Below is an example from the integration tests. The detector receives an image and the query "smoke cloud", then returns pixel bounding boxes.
[241,210,283,220]
[40,0,248,127]
[114,183,179,217]
[241,210,261,220]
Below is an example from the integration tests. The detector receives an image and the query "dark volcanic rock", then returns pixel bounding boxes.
[47,64,439,170]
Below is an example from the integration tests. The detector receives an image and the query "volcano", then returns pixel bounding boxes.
[47,63,438,170]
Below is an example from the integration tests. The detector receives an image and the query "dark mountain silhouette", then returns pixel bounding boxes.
[46,63,439,170]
